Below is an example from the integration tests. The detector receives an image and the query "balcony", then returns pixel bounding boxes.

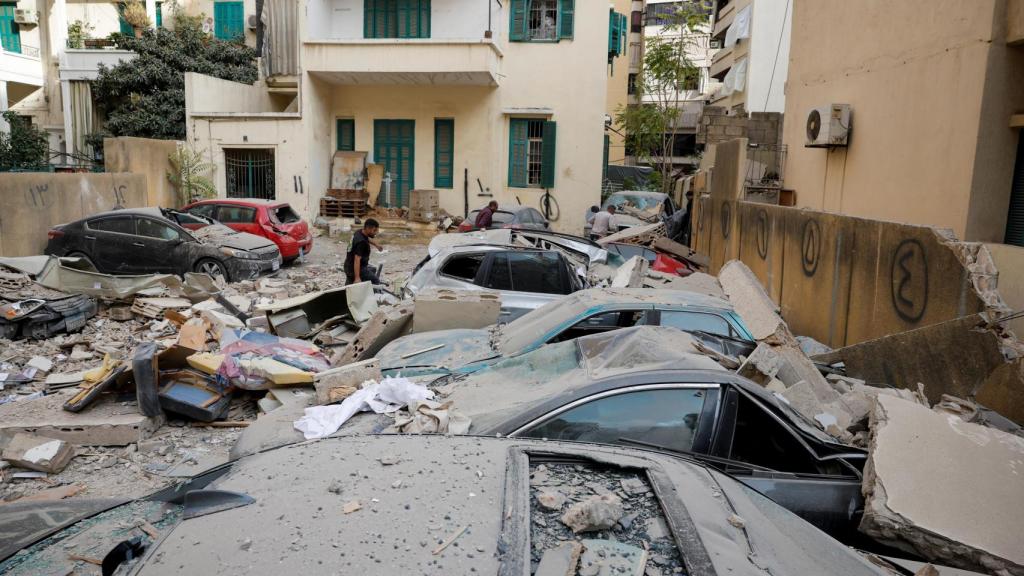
[1010,0,1024,46]
[0,47,43,87]
[59,49,137,81]
[304,0,504,85]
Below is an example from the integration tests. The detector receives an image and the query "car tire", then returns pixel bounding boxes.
[194,259,229,283]
[66,251,96,269]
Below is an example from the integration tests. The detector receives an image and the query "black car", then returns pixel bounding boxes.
[459,204,550,231]
[44,208,282,282]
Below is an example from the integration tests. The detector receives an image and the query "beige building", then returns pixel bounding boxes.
[605,0,643,171]
[708,0,790,114]
[781,0,1024,244]
[186,0,612,235]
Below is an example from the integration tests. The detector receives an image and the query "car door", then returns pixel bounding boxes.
[134,216,189,274]
[515,385,720,457]
[543,306,655,344]
[83,215,137,273]
[480,251,575,322]
[215,205,259,236]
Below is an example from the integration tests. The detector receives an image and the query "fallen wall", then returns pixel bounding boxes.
[104,137,181,208]
[0,173,147,257]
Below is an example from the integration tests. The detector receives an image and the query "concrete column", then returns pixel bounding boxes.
[146,0,157,28]
[0,80,9,133]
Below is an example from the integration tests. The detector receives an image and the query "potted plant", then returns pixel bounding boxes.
[67,20,94,49]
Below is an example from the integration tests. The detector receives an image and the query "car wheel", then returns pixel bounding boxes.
[66,251,96,269]
[195,259,228,283]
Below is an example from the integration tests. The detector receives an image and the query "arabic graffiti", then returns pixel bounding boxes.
[800,219,821,277]
[720,201,732,239]
[890,239,928,323]
[756,209,769,260]
[25,184,49,207]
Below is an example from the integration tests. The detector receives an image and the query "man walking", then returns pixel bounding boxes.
[590,205,617,240]
[474,200,499,229]
[345,219,381,285]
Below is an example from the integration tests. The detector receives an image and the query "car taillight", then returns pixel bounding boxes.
[47,229,64,240]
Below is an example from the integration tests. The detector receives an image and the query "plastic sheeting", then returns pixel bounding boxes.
[578,326,724,379]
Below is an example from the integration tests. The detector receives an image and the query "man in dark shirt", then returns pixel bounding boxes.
[344,219,381,285]
[474,200,499,229]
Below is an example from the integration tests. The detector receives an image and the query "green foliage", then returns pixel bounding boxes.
[92,10,258,140]
[167,143,217,206]
[67,20,95,49]
[120,0,151,30]
[0,112,50,171]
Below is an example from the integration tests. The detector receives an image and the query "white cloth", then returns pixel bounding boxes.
[592,211,616,236]
[294,376,434,440]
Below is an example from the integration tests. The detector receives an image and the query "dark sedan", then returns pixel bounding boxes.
[458,204,550,232]
[44,207,282,282]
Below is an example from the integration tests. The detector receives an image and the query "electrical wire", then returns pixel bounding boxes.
[762,0,791,112]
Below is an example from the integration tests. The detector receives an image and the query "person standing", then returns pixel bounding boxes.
[345,219,381,285]
[590,205,617,240]
[474,200,499,229]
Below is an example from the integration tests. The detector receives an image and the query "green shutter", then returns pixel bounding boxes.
[559,0,574,39]
[366,0,428,39]
[337,119,355,151]
[509,0,527,41]
[155,1,163,27]
[434,119,454,188]
[508,119,529,187]
[214,1,244,40]
[541,120,557,189]
[116,3,134,36]
[620,14,627,54]
[0,3,21,53]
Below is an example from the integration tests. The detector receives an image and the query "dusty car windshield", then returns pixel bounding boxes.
[605,193,666,213]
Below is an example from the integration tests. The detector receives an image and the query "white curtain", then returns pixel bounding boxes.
[69,81,94,161]
[724,4,752,48]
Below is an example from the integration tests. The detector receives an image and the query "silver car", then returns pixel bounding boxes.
[404,244,585,321]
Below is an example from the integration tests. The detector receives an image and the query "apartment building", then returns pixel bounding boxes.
[781,0,1024,244]
[604,0,642,171]
[185,0,610,234]
[1,0,257,160]
[707,0,789,114]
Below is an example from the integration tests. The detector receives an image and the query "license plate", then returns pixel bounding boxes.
[272,260,280,271]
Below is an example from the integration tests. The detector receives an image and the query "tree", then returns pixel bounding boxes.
[0,112,49,171]
[615,2,709,193]
[92,10,257,140]
[167,143,217,206]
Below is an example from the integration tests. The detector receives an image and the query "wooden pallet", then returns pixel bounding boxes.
[320,198,370,219]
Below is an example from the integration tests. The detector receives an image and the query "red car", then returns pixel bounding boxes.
[182,199,313,262]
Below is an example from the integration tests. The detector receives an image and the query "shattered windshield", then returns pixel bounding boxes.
[498,292,593,353]
[604,193,667,215]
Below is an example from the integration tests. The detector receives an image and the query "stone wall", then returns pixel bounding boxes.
[104,137,182,208]
[698,106,783,148]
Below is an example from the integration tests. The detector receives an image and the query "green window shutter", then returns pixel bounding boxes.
[214,1,244,40]
[619,14,627,54]
[116,3,134,36]
[607,9,615,55]
[0,3,21,53]
[434,118,454,188]
[337,119,355,151]
[509,0,527,42]
[367,0,428,39]
[559,0,574,39]
[155,2,163,27]
[541,120,557,189]
[508,119,529,187]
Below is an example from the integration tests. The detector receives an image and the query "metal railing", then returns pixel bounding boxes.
[744,143,787,190]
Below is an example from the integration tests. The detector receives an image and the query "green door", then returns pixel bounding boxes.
[0,3,21,53]
[214,1,244,40]
[374,120,415,207]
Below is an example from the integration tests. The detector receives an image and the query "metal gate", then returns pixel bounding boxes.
[1006,132,1024,247]
[373,120,414,207]
[224,148,275,200]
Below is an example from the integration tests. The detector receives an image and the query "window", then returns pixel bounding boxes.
[728,392,820,474]
[214,1,244,41]
[336,119,355,151]
[187,204,218,219]
[0,2,21,53]
[509,119,557,188]
[217,205,257,223]
[467,210,516,228]
[440,253,485,281]
[155,1,163,27]
[116,3,134,36]
[137,218,181,241]
[434,118,454,189]
[224,148,275,200]
[522,388,709,454]
[659,311,733,338]
[364,0,430,39]
[550,309,646,343]
[608,10,627,60]
[485,252,569,294]
[271,205,301,224]
[510,0,573,42]
[1005,131,1024,247]
[88,216,133,234]
[645,1,711,26]
[627,73,638,95]
[630,10,642,32]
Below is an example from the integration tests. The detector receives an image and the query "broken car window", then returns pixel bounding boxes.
[136,219,181,241]
[659,311,733,338]
[522,389,708,454]
[88,216,134,235]
[217,206,257,223]
[271,205,301,224]
[729,392,821,474]
[440,253,486,281]
[187,204,217,219]
[484,252,513,290]
[507,252,568,294]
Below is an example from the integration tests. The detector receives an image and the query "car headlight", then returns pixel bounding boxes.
[220,247,258,260]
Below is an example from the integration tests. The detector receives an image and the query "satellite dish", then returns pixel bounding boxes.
[806,109,821,143]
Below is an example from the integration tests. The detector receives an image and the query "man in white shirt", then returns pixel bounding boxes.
[590,205,617,240]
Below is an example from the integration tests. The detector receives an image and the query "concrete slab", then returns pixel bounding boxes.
[331,302,415,366]
[718,260,793,345]
[413,289,500,333]
[314,359,381,405]
[860,395,1024,574]
[0,391,163,446]
[1,433,74,473]
[610,256,649,288]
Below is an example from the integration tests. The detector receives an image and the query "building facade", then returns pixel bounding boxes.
[185,0,610,234]
[605,0,643,173]
[707,0,790,114]
[781,0,1024,244]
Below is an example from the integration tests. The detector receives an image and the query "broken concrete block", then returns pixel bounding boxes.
[610,256,649,289]
[314,358,381,405]
[578,539,648,576]
[736,342,782,385]
[536,488,567,511]
[773,345,834,395]
[176,318,208,351]
[412,289,500,333]
[535,542,583,576]
[860,394,1024,574]
[26,356,53,373]
[331,302,415,366]
[2,433,74,473]
[561,494,624,533]
[718,260,793,345]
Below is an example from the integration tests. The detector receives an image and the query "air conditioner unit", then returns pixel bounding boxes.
[805,104,851,148]
[247,15,258,30]
[709,39,722,49]
[14,9,39,26]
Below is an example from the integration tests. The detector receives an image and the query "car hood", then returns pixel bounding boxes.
[377,329,497,376]
[192,226,276,251]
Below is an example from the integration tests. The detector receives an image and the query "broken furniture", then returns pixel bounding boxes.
[158,369,232,422]
[260,283,377,339]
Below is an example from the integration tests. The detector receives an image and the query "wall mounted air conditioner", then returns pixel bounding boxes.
[248,15,258,30]
[14,9,39,26]
[709,39,722,49]
[805,104,851,148]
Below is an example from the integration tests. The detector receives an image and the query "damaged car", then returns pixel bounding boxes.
[378,287,754,378]
[0,434,910,576]
[585,191,675,236]
[44,208,282,283]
